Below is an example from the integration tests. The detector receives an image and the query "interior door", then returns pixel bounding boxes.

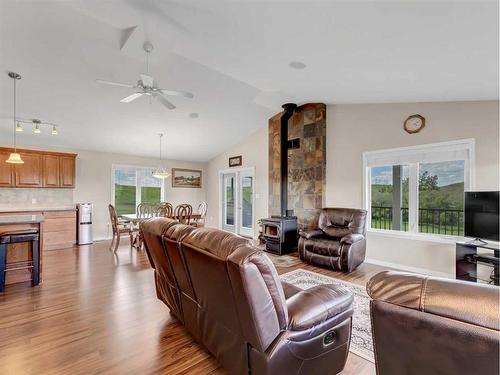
[221,169,254,237]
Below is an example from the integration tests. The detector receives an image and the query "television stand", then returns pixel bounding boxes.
[466,238,489,246]
[456,241,500,286]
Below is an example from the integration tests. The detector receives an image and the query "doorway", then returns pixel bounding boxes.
[220,167,255,238]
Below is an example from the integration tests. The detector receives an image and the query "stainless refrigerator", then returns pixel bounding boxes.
[77,203,93,245]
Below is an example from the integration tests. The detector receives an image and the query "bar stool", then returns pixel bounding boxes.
[0,229,40,292]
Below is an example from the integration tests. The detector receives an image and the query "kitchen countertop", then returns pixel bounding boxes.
[0,205,76,213]
[0,214,45,225]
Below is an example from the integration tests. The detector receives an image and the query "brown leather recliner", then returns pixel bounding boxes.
[141,218,354,375]
[299,208,367,272]
[367,271,500,375]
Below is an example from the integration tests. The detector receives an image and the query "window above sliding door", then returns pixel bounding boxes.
[112,165,165,215]
[363,139,475,239]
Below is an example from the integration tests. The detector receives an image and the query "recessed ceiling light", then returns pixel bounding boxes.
[189,113,199,119]
[289,61,306,70]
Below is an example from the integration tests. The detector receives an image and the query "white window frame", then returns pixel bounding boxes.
[362,139,475,241]
[111,164,166,211]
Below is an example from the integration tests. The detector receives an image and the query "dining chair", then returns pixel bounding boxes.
[108,204,135,252]
[159,202,173,218]
[191,202,208,227]
[137,203,154,218]
[174,204,193,224]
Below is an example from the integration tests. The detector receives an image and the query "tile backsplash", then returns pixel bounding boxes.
[0,188,74,207]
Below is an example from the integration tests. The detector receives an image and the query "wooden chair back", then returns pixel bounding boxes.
[174,204,193,224]
[137,203,156,218]
[197,202,208,227]
[159,202,173,217]
[108,204,119,235]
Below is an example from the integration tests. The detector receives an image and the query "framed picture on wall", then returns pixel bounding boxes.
[229,155,242,167]
[172,168,202,188]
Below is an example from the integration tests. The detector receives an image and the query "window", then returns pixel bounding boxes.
[112,165,164,215]
[363,139,474,238]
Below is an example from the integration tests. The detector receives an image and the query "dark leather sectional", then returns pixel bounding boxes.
[367,271,500,375]
[299,208,367,272]
[141,218,354,375]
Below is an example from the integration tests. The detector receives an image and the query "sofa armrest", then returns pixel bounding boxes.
[299,229,324,240]
[281,281,302,299]
[340,233,364,244]
[287,284,353,331]
[367,271,500,331]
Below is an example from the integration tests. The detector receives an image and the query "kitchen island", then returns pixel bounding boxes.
[0,206,76,250]
[0,206,77,287]
[0,214,44,286]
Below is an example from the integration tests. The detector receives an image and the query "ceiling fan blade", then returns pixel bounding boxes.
[161,89,194,99]
[156,94,176,110]
[96,79,135,88]
[120,93,143,103]
[140,74,154,87]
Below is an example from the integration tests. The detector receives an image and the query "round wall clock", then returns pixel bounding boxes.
[404,114,425,134]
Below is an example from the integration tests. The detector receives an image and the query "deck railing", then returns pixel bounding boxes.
[371,206,463,236]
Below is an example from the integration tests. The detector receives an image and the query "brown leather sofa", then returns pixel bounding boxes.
[141,218,354,375]
[367,271,500,375]
[299,208,367,272]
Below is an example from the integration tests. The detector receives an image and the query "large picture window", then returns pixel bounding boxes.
[112,165,164,215]
[363,139,474,238]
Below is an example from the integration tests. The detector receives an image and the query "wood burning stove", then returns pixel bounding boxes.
[260,103,299,255]
[259,215,298,255]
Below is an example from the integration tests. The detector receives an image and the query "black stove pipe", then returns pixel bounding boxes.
[280,103,297,217]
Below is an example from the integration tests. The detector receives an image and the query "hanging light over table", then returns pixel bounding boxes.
[152,133,170,179]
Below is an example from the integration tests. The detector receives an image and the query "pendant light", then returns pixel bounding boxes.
[6,72,24,164]
[152,133,170,179]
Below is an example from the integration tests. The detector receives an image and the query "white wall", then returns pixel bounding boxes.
[73,149,206,240]
[327,101,499,277]
[205,127,268,237]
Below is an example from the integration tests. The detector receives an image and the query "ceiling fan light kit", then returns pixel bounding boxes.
[96,41,194,110]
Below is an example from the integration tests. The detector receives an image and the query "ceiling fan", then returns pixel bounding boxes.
[96,42,193,110]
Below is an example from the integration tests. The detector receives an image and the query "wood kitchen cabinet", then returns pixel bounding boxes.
[0,147,76,188]
[0,150,14,186]
[43,154,60,187]
[59,156,75,188]
[15,152,43,187]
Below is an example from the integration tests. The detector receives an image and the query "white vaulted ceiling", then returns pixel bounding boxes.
[0,0,497,161]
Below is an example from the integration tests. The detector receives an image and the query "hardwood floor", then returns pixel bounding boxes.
[0,241,385,375]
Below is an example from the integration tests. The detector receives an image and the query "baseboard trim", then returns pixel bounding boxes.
[365,258,454,279]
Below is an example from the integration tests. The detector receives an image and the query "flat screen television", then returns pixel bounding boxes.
[464,191,499,242]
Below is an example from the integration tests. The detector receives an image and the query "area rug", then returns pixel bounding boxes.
[279,268,374,362]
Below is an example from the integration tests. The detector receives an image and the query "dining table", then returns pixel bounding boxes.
[119,213,202,225]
